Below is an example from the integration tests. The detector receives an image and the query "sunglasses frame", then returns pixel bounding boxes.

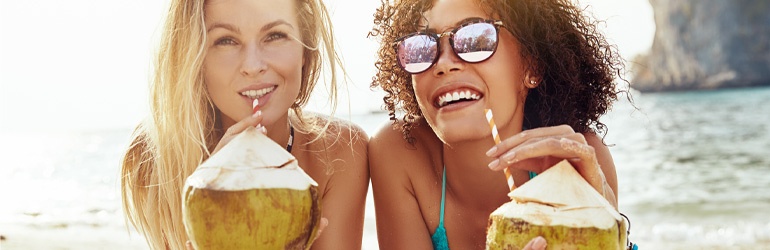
[395,19,506,74]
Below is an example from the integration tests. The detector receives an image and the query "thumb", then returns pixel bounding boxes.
[523,236,547,250]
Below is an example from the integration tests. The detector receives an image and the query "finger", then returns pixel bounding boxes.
[486,125,576,158]
[213,112,266,154]
[522,236,547,250]
[318,217,329,236]
[495,137,604,193]
[224,111,265,137]
[489,133,589,171]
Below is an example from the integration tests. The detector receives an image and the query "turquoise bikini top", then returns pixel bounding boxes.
[430,168,450,250]
[430,168,537,250]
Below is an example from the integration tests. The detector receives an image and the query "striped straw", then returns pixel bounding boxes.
[485,109,515,191]
[252,99,260,114]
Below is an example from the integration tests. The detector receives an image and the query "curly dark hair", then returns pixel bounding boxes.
[369,0,629,143]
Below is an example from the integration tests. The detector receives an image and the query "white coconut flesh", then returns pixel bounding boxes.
[491,160,621,230]
[184,126,318,191]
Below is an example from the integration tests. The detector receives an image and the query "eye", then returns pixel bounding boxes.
[214,37,238,46]
[265,31,288,42]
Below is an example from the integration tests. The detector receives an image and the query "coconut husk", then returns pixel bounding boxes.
[185,127,317,191]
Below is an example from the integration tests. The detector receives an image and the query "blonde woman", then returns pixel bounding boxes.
[121,0,369,249]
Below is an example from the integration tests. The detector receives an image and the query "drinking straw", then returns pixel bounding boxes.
[485,108,515,191]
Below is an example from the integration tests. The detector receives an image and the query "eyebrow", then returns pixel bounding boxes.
[424,17,485,33]
[206,19,294,33]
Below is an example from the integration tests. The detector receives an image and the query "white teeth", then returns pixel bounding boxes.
[240,86,275,99]
[437,90,482,107]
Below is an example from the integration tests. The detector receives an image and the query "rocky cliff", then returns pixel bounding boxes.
[632,0,770,92]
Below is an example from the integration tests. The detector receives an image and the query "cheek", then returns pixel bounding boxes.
[202,53,237,90]
[271,47,304,97]
[484,48,527,99]
[411,75,433,109]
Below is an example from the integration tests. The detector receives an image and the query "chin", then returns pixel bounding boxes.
[430,120,491,145]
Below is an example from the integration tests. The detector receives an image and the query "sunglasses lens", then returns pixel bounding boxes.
[453,22,497,62]
[397,34,438,73]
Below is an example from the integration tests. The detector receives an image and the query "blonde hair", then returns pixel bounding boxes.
[120,0,343,249]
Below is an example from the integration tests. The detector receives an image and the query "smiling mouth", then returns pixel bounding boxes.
[240,86,276,99]
[436,89,482,108]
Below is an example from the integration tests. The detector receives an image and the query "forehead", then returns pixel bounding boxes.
[205,0,298,25]
[421,0,489,30]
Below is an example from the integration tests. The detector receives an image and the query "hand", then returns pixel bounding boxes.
[185,217,329,250]
[211,111,265,155]
[523,236,547,250]
[486,125,607,197]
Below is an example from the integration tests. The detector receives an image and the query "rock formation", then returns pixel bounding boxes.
[632,0,770,92]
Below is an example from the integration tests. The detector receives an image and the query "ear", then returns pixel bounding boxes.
[524,73,541,89]
[523,59,542,89]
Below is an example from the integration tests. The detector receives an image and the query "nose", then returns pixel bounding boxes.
[432,36,464,76]
[240,44,268,76]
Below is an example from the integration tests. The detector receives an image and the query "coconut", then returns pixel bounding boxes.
[486,160,626,250]
[182,127,321,250]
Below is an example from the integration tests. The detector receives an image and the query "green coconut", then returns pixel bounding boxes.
[182,127,321,250]
[486,160,626,250]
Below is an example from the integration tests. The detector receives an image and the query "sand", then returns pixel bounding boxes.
[0,224,148,250]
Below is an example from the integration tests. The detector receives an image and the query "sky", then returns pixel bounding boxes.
[0,0,654,131]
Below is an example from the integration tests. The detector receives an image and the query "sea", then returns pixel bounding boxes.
[1,86,769,249]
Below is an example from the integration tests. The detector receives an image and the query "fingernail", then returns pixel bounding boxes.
[252,110,261,117]
[488,159,500,169]
[533,236,547,250]
[485,147,497,156]
[501,151,516,163]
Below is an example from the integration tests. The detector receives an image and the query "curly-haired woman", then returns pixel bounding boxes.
[120,0,369,249]
[368,0,630,249]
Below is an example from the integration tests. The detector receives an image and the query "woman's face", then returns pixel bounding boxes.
[203,0,303,129]
[412,0,530,144]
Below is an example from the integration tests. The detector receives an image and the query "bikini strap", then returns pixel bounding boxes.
[439,166,447,226]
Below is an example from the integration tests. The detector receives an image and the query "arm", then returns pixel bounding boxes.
[585,133,619,209]
[310,124,370,250]
[368,124,434,250]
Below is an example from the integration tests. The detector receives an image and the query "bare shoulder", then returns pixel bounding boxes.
[293,113,370,183]
[307,114,369,154]
[368,119,438,179]
[369,120,415,164]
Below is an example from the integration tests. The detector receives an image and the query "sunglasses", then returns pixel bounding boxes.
[395,19,506,74]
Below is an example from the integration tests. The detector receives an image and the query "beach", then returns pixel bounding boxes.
[2,87,770,249]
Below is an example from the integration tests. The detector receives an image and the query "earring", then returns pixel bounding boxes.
[529,79,539,87]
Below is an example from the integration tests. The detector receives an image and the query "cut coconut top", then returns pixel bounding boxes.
[490,199,619,229]
[508,160,621,222]
[184,127,318,191]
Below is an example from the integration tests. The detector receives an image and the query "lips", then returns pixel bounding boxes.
[240,86,276,99]
[433,87,484,108]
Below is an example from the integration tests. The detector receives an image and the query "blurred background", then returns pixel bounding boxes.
[1,0,768,249]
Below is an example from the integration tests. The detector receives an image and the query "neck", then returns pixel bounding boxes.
[442,137,511,210]
[266,112,293,152]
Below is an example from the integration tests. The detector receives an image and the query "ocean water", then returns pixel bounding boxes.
[1,86,770,249]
